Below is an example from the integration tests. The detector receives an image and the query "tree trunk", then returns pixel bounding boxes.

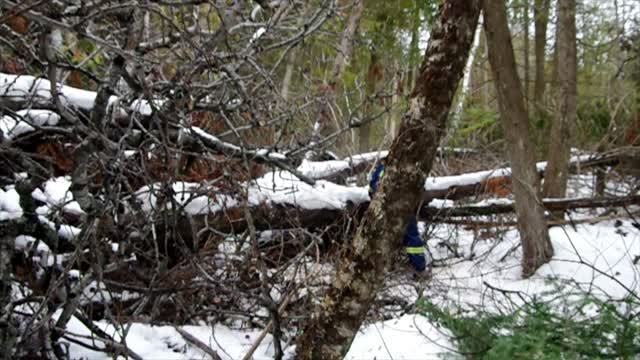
[330,0,364,84]
[543,0,577,208]
[405,4,421,95]
[467,26,492,109]
[533,0,550,113]
[310,0,363,155]
[0,231,16,359]
[482,0,553,278]
[523,0,530,107]
[295,2,481,358]
[387,61,400,138]
[281,50,295,100]
[456,20,483,122]
[359,50,380,153]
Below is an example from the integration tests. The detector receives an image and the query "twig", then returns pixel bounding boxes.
[68,311,144,360]
[174,327,222,360]
[241,289,295,360]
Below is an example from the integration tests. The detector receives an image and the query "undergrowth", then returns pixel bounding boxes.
[418,295,640,359]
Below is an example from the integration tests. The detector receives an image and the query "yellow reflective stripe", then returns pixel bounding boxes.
[380,169,385,178]
[405,247,424,254]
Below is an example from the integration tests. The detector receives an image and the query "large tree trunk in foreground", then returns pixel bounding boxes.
[543,0,577,208]
[483,0,553,278]
[533,0,550,113]
[295,2,481,358]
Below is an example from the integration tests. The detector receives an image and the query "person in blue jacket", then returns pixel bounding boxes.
[368,162,427,273]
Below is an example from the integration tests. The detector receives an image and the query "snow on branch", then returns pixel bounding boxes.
[189,126,316,185]
[0,186,22,221]
[0,110,60,141]
[297,151,388,180]
[296,148,478,182]
[0,72,156,114]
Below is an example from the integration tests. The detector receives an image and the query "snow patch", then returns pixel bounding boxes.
[63,315,291,360]
[32,176,84,215]
[0,186,22,220]
[346,314,454,359]
[0,110,60,140]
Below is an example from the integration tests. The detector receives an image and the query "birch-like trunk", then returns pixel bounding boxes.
[483,0,553,278]
[329,0,364,84]
[295,2,481,358]
[455,18,482,123]
[280,51,296,100]
[308,0,364,156]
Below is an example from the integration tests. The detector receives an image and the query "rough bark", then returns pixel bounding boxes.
[533,0,551,112]
[482,0,553,278]
[0,230,17,359]
[295,2,481,358]
[543,0,577,207]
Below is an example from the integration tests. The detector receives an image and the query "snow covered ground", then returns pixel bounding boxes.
[6,158,638,359]
[51,210,638,360]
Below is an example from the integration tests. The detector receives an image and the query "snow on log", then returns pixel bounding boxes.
[0,72,157,114]
[187,194,640,234]
[420,195,640,218]
[134,171,368,215]
[296,148,480,182]
[421,153,623,201]
[24,152,633,236]
[185,126,319,184]
[296,151,388,181]
[0,110,60,141]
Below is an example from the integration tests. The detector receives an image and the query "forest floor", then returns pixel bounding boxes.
[46,172,638,360]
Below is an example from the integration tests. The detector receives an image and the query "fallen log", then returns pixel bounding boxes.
[298,148,480,183]
[42,151,634,238]
[420,152,629,202]
[420,194,640,219]
[440,210,640,228]
[183,194,640,235]
[298,147,638,184]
